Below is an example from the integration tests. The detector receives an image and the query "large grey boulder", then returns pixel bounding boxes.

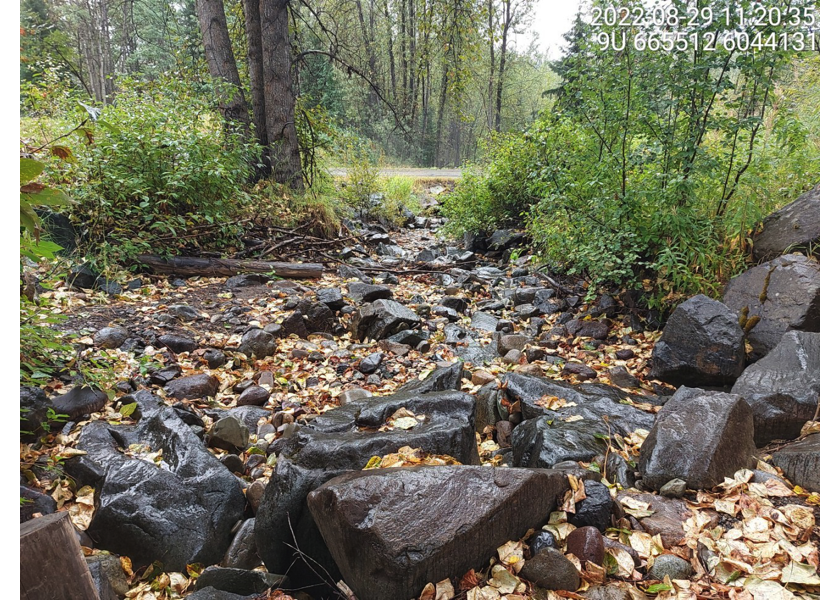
[649,295,745,387]
[772,434,820,492]
[753,185,820,263]
[307,466,570,600]
[723,254,819,357]
[731,331,820,446]
[496,373,653,467]
[256,365,473,594]
[78,391,245,571]
[639,387,757,490]
[237,329,276,359]
[350,299,421,341]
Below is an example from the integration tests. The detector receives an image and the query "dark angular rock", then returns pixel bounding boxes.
[649,554,693,581]
[238,329,276,360]
[566,525,605,566]
[519,547,580,592]
[337,387,373,405]
[723,254,819,357]
[300,300,335,334]
[316,287,346,310]
[772,434,819,492]
[20,485,57,522]
[195,566,285,595]
[471,312,500,333]
[220,454,245,475]
[78,391,245,571]
[433,305,459,321]
[359,352,384,374]
[753,185,820,263]
[169,304,201,321]
[148,364,182,386]
[187,588,254,600]
[279,311,308,338]
[52,386,108,421]
[307,466,571,600]
[660,478,687,498]
[616,492,690,548]
[605,453,636,489]
[615,349,636,360]
[731,331,819,446]
[440,296,469,313]
[347,282,392,303]
[649,295,745,386]
[237,385,270,407]
[93,326,129,349]
[86,553,127,600]
[498,334,528,355]
[221,518,261,570]
[608,366,640,388]
[388,329,429,348]
[513,417,605,467]
[563,362,597,380]
[488,229,527,251]
[158,333,198,354]
[504,373,654,467]
[225,274,268,289]
[67,264,100,289]
[208,416,250,452]
[165,374,219,400]
[21,386,51,441]
[204,349,227,369]
[639,387,757,490]
[567,319,610,340]
[350,299,421,341]
[338,264,373,284]
[529,530,557,557]
[568,481,613,532]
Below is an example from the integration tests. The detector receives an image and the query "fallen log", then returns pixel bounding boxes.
[137,254,324,279]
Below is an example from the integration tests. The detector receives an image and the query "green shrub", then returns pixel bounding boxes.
[373,175,423,227]
[68,75,260,272]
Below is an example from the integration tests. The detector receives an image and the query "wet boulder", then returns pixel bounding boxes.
[753,185,820,263]
[164,374,219,400]
[731,331,819,446]
[639,387,757,490]
[52,386,108,421]
[347,282,392,304]
[723,254,819,357]
[350,299,421,341]
[237,328,276,360]
[78,391,245,571]
[649,295,745,387]
[307,466,571,600]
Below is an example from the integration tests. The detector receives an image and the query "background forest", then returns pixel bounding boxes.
[20,0,820,381]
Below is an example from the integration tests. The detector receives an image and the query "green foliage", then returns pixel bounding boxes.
[374,175,423,227]
[443,0,819,302]
[67,75,260,271]
[340,136,383,210]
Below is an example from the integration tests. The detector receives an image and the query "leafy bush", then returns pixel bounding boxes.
[374,175,423,227]
[67,75,260,271]
[443,3,819,304]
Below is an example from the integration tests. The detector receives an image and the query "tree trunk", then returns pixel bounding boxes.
[494,0,511,132]
[261,0,304,188]
[195,0,251,133]
[242,0,270,176]
[384,0,398,101]
[487,0,495,130]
